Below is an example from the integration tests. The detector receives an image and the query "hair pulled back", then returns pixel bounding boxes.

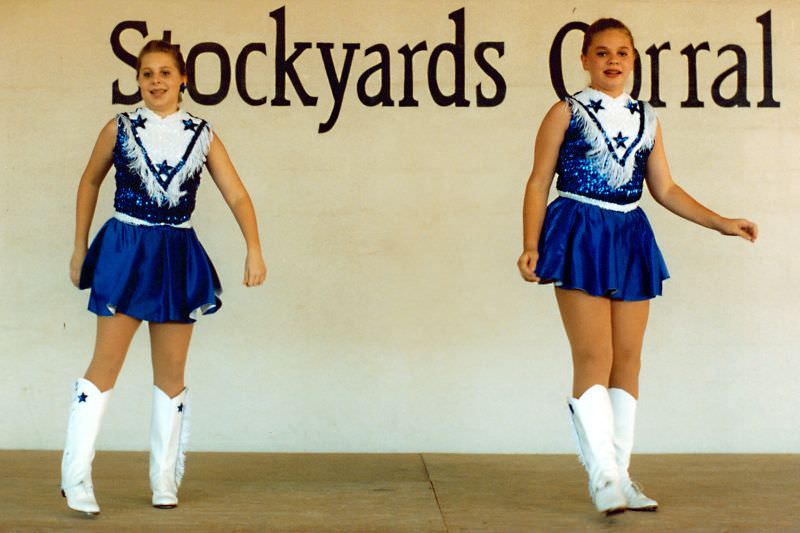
[581,18,635,56]
[136,40,186,77]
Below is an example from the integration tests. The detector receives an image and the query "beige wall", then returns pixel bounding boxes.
[1,0,797,452]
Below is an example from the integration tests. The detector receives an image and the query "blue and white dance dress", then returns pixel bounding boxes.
[536,87,669,300]
[79,107,221,322]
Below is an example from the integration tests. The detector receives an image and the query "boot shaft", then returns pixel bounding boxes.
[568,384,619,489]
[150,386,189,499]
[61,378,112,490]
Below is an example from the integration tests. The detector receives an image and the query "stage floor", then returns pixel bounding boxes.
[2,451,797,531]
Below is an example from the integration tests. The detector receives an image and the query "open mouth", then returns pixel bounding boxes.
[150,89,167,97]
[604,70,622,77]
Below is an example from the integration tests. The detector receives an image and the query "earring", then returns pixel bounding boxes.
[179,83,187,93]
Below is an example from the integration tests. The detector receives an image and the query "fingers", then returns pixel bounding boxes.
[736,219,758,242]
[517,252,541,283]
[69,264,80,288]
[743,220,758,242]
[243,266,267,287]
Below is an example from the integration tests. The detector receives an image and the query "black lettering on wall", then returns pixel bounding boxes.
[236,43,267,106]
[111,20,148,105]
[711,45,749,107]
[428,8,469,107]
[397,42,428,107]
[645,42,671,107]
[186,43,231,105]
[549,21,589,100]
[756,10,779,107]
[317,43,361,133]
[475,42,506,106]
[269,7,317,106]
[357,44,394,107]
[680,42,710,107]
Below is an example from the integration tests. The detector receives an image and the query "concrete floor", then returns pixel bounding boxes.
[1,451,798,532]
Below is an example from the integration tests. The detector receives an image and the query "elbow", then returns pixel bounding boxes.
[527,173,552,196]
[649,183,675,208]
[228,191,253,211]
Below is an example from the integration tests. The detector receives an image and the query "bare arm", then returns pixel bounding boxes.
[645,121,758,242]
[69,119,117,286]
[518,101,571,282]
[205,133,267,286]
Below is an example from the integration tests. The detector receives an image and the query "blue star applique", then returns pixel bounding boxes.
[588,99,605,113]
[78,392,88,403]
[625,100,639,114]
[131,115,147,129]
[156,160,173,176]
[613,131,629,149]
[177,403,184,413]
[182,119,197,131]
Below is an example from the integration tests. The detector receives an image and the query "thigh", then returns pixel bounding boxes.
[149,321,194,366]
[93,313,142,359]
[85,313,142,389]
[554,287,613,354]
[610,298,650,358]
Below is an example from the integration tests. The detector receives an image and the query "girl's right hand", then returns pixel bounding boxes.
[517,249,541,282]
[69,247,86,288]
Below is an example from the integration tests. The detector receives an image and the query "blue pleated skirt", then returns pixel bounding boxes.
[79,218,222,323]
[536,196,669,301]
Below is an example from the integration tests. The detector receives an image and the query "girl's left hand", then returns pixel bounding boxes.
[244,251,267,287]
[716,217,758,242]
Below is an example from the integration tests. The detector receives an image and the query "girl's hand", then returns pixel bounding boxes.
[244,251,267,287]
[69,247,86,288]
[715,217,758,242]
[517,249,541,282]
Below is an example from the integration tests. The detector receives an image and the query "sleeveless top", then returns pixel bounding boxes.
[555,87,657,207]
[112,107,213,225]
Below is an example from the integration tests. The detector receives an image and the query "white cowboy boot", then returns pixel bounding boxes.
[608,388,658,511]
[150,386,189,508]
[568,384,626,515]
[60,378,112,515]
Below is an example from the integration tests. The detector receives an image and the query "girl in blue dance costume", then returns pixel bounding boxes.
[517,19,757,515]
[61,40,267,515]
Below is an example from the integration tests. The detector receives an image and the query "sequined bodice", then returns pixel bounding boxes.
[555,87,656,205]
[112,107,212,225]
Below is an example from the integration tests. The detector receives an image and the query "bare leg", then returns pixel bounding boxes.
[149,322,193,397]
[608,299,650,398]
[607,299,657,510]
[554,288,613,398]
[84,314,142,391]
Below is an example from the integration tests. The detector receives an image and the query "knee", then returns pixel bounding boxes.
[155,357,185,376]
[573,347,614,370]
[152,351,187,379]
[612,349,642,370]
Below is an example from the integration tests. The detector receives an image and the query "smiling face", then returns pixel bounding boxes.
[580,29,635,97]
[137,51,186,116]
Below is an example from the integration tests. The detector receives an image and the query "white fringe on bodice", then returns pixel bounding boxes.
[567,88,657,189]
[117,108,212,207]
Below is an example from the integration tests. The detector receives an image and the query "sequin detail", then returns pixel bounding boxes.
[555,88,657,205]
[112,108,212,225]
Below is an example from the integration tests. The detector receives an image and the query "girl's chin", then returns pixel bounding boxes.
[590,83,627,97]
[144,98,178,110]
[593,78,626,90]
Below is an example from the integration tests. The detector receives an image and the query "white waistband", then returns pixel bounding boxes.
[114,211,192,228]
[557,191,639,213]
